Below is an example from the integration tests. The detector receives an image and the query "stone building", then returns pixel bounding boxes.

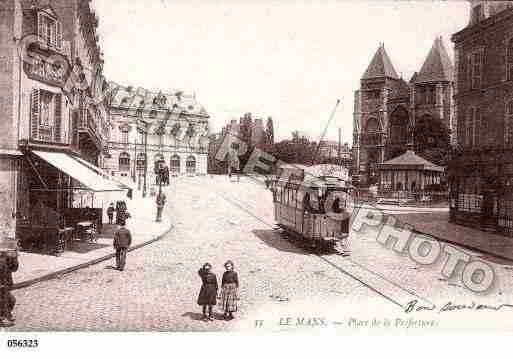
[104,86,210,183]
[0,0,116,250]
[450,1,513,235]
[353,37,454,185]
[207,114,274,174]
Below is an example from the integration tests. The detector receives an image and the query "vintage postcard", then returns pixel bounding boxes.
[0,0,513,355]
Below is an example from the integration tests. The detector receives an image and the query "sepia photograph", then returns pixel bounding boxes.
[0,0,513,355]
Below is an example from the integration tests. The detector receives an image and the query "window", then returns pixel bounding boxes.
[186,155,196,174]
[121,129,129,144]
[508,38,513,81]
[465,107,481,147]
[505,100,513,146]
[471,5,484,25]
[170,154,180,173]
[30,89,62,143]
[37,11,62,50]
[467,51,483,90]
[118,152,130,171]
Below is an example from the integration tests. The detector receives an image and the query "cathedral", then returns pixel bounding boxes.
[353,37,454,185]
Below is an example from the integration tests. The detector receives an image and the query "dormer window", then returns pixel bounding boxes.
[471,4,484,25]
[37,9,62,50]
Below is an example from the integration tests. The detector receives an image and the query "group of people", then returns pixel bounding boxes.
[106,201,131,225]
[197,261,239,321]
[0,250,18,327]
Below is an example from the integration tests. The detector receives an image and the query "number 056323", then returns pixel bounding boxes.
[7,339,38,348]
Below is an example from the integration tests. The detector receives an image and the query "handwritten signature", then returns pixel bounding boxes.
[405,300,513,313]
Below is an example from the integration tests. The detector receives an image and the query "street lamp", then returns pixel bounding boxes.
[136,116,149,198]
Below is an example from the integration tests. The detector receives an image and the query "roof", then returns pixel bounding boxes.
[379,150,444,172]
[415,37,454,84]
[362,44,399,80]
[110,85,209,117]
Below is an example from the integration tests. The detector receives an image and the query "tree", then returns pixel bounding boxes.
[413,115,451,166]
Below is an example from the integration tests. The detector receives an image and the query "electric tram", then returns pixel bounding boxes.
[271,165,354,252]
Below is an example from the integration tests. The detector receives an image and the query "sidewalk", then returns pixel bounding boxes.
[13,189,172,289]
[393,211,513,262]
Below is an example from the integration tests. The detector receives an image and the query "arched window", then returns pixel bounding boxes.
[170,154,180,173]
[186,155,196,174]
[366,118,381,133]
[389,107,408,145]
[119,152,130,171]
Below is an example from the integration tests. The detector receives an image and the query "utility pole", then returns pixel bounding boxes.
[338,127,342,166]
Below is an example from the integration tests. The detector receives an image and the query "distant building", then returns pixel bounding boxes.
[318,141,352,167]
[104,86,210,182]
[450,1,513,235]
[353,38,454,185]
[208,113,274,174]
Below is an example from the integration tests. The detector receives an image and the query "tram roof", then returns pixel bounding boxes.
[275,163,352,189]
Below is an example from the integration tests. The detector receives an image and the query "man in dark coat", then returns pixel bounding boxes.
[0,251,19,326]
[113,219,132,271]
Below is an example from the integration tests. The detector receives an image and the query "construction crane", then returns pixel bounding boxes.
[311,99,341,166]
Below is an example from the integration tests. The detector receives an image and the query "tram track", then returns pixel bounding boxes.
[191,179,435,311]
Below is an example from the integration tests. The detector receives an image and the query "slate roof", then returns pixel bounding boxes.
[379,150,444,172]
[415,37,454,84]
[110,85,209,117]
[362,44,400,80]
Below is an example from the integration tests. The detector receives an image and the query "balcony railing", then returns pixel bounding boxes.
[78,107,102,150]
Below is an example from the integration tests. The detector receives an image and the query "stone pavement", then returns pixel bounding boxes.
[393,211,513,262]
[13,188,172,288]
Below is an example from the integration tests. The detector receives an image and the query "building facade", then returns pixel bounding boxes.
[104,86,210,183]
[0,0,111,247]
[353,38,454,185]
[207,113,274,174]
[450,1,513,235]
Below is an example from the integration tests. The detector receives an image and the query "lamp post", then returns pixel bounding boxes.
[136,117,149,198]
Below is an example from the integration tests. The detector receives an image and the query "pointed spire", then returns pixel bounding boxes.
[415,36,454,84]
[361,44,399,80]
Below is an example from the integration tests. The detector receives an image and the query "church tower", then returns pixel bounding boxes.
[353,44,406,184]
[412,36,455,144]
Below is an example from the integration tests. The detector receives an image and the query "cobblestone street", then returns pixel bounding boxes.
[6,176,513,331]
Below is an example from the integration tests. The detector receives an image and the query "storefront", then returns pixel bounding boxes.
[16,148,125,255]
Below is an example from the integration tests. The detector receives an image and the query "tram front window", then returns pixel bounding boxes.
[303,192,321,213]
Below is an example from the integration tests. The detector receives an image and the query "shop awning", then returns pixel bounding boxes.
[32,150,123,192]
[72,154,135,190]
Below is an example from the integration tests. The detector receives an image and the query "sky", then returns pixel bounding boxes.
[92,0,469,144]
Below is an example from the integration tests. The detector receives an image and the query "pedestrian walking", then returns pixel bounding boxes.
[107,202,115,224]
[0,250,19,327]
[156,191,166,222]
[197,263,218,321]
[219,260,239,320]
[113,219,132,271]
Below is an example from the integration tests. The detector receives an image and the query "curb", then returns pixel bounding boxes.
[12,225,174,291]
[404,223,513,263]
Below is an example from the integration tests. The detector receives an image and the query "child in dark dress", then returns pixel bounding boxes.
[197,263,218,321]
